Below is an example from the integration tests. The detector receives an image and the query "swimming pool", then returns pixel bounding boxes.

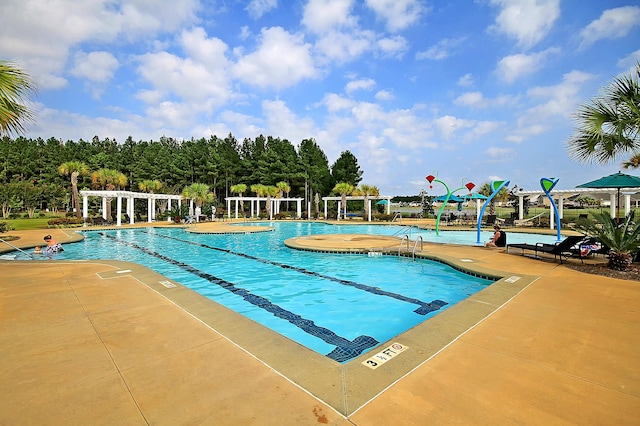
[13,223,556,362]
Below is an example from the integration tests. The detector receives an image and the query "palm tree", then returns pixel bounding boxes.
[91,168,127,220]
[264,185,279,219]
[333,182,354,220]
[276,181,291,213]
[58,161,89,219]
[138,179,163,193]
[181,183,215,212]
[622,153,640,169]
[230,183,247,216]
[251,184,266,216]
[478,182,508,216]
[577,212,640,271]
[356,184,380,219]
[0,61,37,136]
[566,62,640,166]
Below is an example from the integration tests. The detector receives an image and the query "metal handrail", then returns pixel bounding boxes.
[398,234,410,257]
[392,225,413,237]
[411,236,423,259]
[0,237,36,259]
[391,212,402,222]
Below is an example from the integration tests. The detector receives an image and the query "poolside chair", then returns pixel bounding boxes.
[506,235,586,264]
[502,217,515,227]
[481,214,496,227]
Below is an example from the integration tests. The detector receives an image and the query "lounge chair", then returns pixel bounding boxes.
[506,235,586,264]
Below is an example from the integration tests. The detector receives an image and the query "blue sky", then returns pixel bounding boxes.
[1,0,639,196]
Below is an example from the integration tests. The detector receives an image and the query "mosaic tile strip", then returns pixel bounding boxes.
[146,230,448,316]
[99,233,379,362]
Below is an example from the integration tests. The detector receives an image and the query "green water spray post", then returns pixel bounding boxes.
[476,179,510,245]
[426,174,475,235]
[541,177,562,242]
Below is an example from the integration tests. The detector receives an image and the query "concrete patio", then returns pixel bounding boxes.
[1,223,638,424]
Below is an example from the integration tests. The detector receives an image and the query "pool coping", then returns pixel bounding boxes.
[55,235,539,416]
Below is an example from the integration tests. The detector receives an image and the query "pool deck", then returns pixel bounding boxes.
[1,221,639,424]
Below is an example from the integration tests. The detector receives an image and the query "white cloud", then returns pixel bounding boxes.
[376,36,409,57]
[489,0,560,48]
[346,78,376,94]
[314,29,375,63]
[617,50,640,74]
[434,115,475,141]
[505,70,593,142]
[321,93,356,112]
[233,27,318,89]
[454,91,517,109]
[136,48,232,109]
[416,37,466,60]
[457,73,475,87]
[496,47,560,83]
[365,0,423,32]
[246,0,278,19]
[0,0,199,90]
[71,51,119,83]
[302,0,357,34]
[454,91,485,108]
[486,146,515,160]
[579,6,640,48]
[375,90,394,100]
[262,99,317,145]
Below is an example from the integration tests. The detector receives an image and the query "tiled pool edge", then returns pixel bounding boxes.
[69,252,538,416]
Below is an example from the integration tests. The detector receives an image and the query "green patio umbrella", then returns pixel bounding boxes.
[576,171,640,218]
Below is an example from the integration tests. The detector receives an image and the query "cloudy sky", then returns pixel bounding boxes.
[1,0,639,195]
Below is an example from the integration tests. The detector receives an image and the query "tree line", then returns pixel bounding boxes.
[0,134,365,217]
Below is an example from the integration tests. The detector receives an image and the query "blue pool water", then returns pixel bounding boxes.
[11,223,558,362]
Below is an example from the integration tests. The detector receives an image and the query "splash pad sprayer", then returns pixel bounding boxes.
[541,177,562,242]
[426,173,475,235]
[476,179,510,244]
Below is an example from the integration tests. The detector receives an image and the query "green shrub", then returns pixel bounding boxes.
[47,217,84,228]
[0,221,14,233]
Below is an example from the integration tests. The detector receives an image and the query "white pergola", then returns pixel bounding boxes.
[225,196,304,220]
[80,190,185,226]
[322,195,392,222]
[515,187,639,229]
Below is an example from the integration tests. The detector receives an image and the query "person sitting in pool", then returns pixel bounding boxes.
[485,225,506,248]
[34,246,42,254]
[43,235,64,254]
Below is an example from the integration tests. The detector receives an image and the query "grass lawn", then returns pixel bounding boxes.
[4,217,56,231]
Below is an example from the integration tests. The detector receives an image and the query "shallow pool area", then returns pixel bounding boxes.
[13,222,533,362]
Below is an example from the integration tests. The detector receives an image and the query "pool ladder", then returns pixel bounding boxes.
[398,235,423,259]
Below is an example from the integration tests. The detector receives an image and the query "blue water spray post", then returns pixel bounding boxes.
[476,180,510,244]
[426,173,475,235]
[541,177,562,242]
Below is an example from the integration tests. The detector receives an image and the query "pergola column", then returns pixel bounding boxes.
[610,192,616,218]
[102,197,107,220]
[116,196,122,226]
[625,194,631,217]
[82,195,88,220]
[147,198,152,223]
[167,199,172,222]
[235,199,239,219]
[128,198,134,224]
[518,195,524,220]
[324,200,328,219]
[297,200,301,219]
